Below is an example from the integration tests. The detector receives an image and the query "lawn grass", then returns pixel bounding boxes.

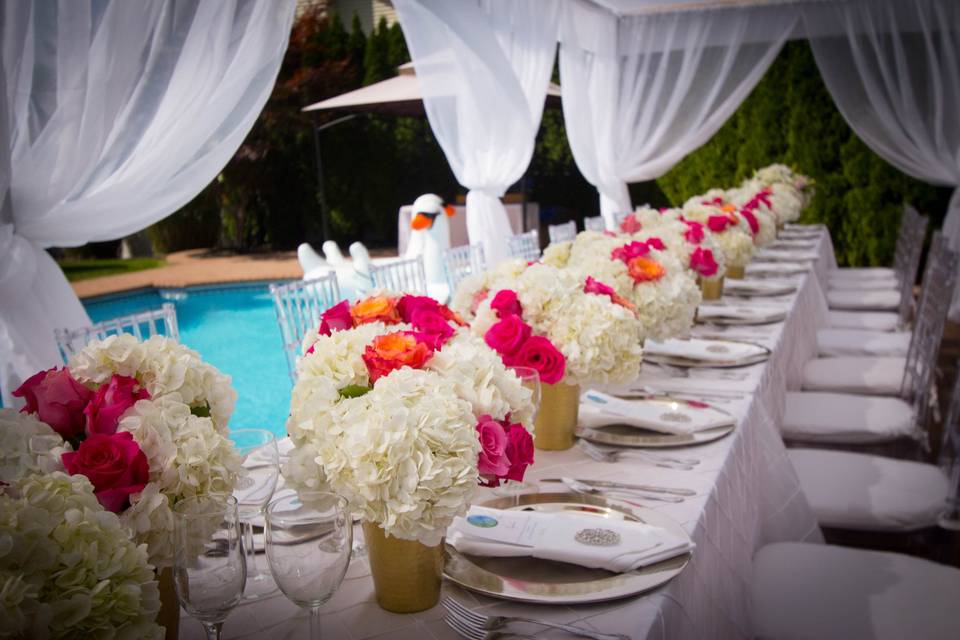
[59,257,166,282]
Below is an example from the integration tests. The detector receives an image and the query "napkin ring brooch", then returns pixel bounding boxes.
[660,411,692,424]
[706,345,730,354]
[575,528,621,547]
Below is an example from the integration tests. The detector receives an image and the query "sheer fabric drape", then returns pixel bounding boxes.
[0,0,295,405]
[392,0,558,264]
[803,0,960,317]
[559,4,796,227]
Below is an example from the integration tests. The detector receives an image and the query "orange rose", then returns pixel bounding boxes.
[627,256,666,283]
[362,332,433,382]
[351,296,401,326]
[720,203,737,214]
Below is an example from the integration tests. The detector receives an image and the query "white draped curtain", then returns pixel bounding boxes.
[391,0,559,264]
[559,3,797,227]
[803,0,960,316]
[0,0,295,405]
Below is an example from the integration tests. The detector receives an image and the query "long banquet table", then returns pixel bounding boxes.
[181,228,837,640]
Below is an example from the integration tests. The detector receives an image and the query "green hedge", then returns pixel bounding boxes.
[656,41,953,267]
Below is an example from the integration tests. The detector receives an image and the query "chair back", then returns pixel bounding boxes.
[583,216,605,232]
[443,243,485,295]
[368,256,428,295]
[548,220,577,245]
[895,205,929,324]
[891,204,921,277]
[269,272,341,381]
[507,230,541,262]
[901,233,957,445]
[55,303,179,363]
[938,360,960,529]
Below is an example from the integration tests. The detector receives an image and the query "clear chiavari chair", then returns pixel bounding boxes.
[55,302,179,363]
[442,243,485,294]
[507,230,541,262]
[269,272,341,381]
[368,255,428,295]
[894,207,929,325]
[583,215,606,232]
[938,363,960,530]
[547,220,577,245]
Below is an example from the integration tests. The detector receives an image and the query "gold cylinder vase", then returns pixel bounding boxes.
[699,277,724,300]
[534,382,580,451]
[362,522,443,613]
[726,264,745,280]
[157,567,179,640]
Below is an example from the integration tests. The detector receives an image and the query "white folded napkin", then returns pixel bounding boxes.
[448,506,693,572]
[645,338,765,362]
[722,279,797,295]
[697,303,786,323]
[579,390,734,435]
[746,262,811,275]
[771,240,817,251]
[755,249,820,262]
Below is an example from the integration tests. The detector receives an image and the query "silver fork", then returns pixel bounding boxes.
[577,439,697,470]
[442,598,629,640]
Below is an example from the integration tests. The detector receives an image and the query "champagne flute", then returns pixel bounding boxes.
[265,492,352,640]
[173,495,246,640]
[230,429,280,599]
[493,366,542,507]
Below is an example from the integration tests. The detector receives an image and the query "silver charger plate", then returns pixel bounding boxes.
[443,492,692,604]
[696,306,786,326]
[575,394,735,448]
[746,264,811,278]
[722,281,797,297]
[644,340,771,368]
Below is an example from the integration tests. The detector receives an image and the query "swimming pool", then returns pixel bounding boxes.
[83,281,306,439]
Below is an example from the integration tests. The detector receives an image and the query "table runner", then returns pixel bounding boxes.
[180,228,833,640]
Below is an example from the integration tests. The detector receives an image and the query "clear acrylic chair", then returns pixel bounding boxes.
[506,230,540,262]
[443,243,486,294]
[368,255,428,295]
[894,207,929,325]
[938,360,960,529]
[547,220,577,245]
[55,302,179,363]
[269,272,342,381]
[583,215,605,232]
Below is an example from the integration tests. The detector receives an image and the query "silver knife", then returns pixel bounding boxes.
[541,478,696,497]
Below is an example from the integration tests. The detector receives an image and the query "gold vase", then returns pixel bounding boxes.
[726,264,745,280]
[699,276,724,300]
[157,567,179,640]
[362,522,443,613]
[534,382,580,450]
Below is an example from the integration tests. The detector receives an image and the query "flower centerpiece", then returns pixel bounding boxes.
[3,335,243,636]
[682,197,755,279]
[729,187,778,247]
[452,260,645,450]
[543,232,702,340]
[743,164,814,226]
[284,292,535,612]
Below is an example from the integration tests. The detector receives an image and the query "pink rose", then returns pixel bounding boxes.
[61,432,149,513]
[690,247,719,278]
[584,276,616,298]
[484,315,532,358]
[504,422,535,482]
[318,301,353,336]
[509,336,565,385]
[396,295,439,323]
[684,221,705,244]
[476,416,510,481]
[740,209,759,235]
[408,308,454,345]
[645,237,666,251]
[707,215,734,233]
[490,290,522,318]
[611,241,649,264]
[84,375,150,436]
[13,368,93,441]
[619,214,641,234]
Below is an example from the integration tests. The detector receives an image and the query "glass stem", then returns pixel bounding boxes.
[309,606,322,640]
[203,622,224,640]
[244,519,260,577]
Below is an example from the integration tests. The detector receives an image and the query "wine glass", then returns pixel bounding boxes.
[173,494,246,640]
[265,492,352,640]
[493,366,542,507]
[230,429,280,599]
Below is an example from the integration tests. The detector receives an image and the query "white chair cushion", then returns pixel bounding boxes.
[802,357,905,396]
[828,310,899,332]
[816,329,910,357]
[789,449,948,532]
[827,289,900,311]
[752,542,960,640]
[783,392,914,444]
[830,266,896,279]
[828,277,898,291]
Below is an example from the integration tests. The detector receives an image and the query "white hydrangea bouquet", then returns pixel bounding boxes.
[621,208,728,282]
[681,196,756,271]
[541,232,701,341]
[742,164,814,224]
[451,260,644,385]
[0,469,163,638]
[5,334,243,569]
[284,293,535,547]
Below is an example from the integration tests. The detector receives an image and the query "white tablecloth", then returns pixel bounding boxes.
[181,228,833,640]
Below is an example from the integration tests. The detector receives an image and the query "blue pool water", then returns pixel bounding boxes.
[83,282,300,439]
